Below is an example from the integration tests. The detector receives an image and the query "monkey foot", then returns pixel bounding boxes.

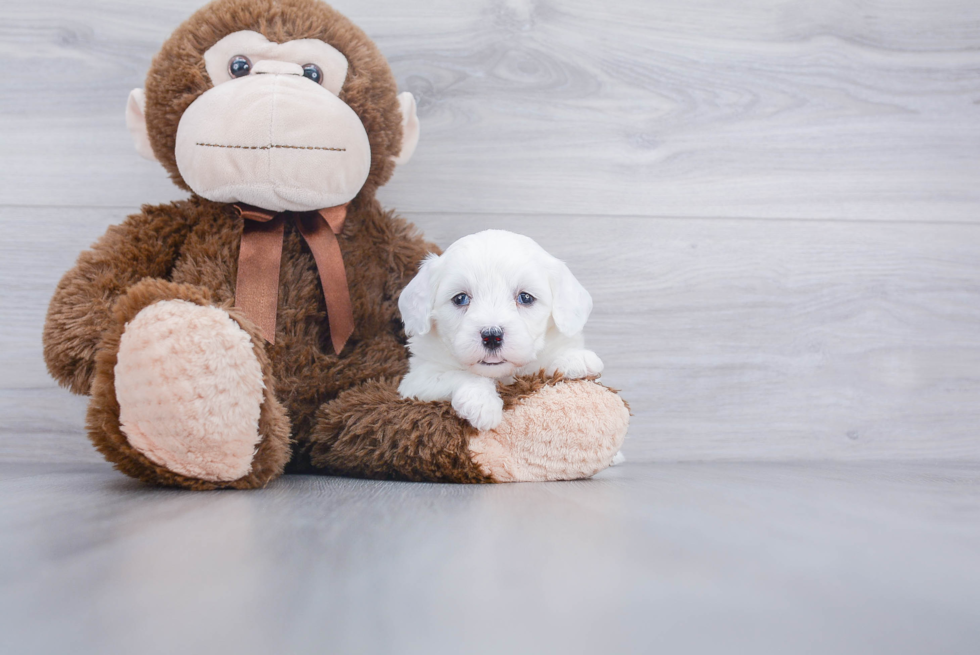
[114,300,266,482]
[469,379,630,482]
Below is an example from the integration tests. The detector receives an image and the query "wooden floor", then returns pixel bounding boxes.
[2,1,980,652]
[1,460,979,654]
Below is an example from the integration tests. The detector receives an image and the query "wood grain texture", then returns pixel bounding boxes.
[4,206,979,462]
[1,0,979,220]
[412,212,980,461]
[2,5,979,646]
[1,0,978,464]
[1,461,979,654]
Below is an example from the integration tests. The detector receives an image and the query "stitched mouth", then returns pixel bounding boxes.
[196,142,346,152]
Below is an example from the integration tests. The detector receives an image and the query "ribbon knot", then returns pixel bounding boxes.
[234,203,354,354]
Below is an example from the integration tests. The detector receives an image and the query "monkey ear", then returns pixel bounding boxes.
[125,89,157,161]
[398,253,439,337]
[391,92,420,166]
[551,259,594,336]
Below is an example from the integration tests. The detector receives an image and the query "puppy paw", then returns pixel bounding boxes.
[452,382,504,431]
[547,349,604,379]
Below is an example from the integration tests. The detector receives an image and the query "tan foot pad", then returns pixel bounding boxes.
[114,300,265,482]
[469,380,630,482]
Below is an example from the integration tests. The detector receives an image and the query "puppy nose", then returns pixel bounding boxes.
[481,327,504,351]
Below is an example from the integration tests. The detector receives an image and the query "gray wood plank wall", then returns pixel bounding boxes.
[2,0,978,463]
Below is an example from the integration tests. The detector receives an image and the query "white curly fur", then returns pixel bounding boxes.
[397,230,604,431]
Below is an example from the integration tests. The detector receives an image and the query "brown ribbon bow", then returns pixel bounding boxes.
[234,203,354,354]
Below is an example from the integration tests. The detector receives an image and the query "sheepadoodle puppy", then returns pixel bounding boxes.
[397,229,603,430]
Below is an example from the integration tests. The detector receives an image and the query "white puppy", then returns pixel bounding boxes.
[397,230,603,431]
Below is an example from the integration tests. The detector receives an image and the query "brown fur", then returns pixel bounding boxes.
[498,370,567,410]
[86,277,291,489]
[303,372,575,483]
[43,0,626,488]
[43,0,465,488]
[144,0,404,202]
[303,378,491,483]
[45,185,459,487]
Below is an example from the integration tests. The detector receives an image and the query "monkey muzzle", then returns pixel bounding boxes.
[174,63,372,212]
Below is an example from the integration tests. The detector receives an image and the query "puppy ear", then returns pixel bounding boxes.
[551,259,593,335]
[399,253,439,337]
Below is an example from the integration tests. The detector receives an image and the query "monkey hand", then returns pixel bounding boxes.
[467,375,629,482]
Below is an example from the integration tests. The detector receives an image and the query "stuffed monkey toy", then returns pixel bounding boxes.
[43,0,629,490]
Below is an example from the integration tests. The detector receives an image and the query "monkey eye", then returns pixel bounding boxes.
[228,55,251,78]
[302,63,323,84]
[451,293,470,307]
[517,292,536,305]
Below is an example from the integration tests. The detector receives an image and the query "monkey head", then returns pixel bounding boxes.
[125,0,419,212]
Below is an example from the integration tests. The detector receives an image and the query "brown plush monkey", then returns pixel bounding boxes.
[43,0,629,490]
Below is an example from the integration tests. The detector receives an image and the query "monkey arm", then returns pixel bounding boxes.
[308,379,494,483]
[299,212,629,483]
[308,373,628,484]
[43,203,196,395]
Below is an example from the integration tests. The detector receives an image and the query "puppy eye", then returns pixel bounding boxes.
[517,292,536,305]
[228,55,251,78]
[451,293,470,307]
[302,63,323,84]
